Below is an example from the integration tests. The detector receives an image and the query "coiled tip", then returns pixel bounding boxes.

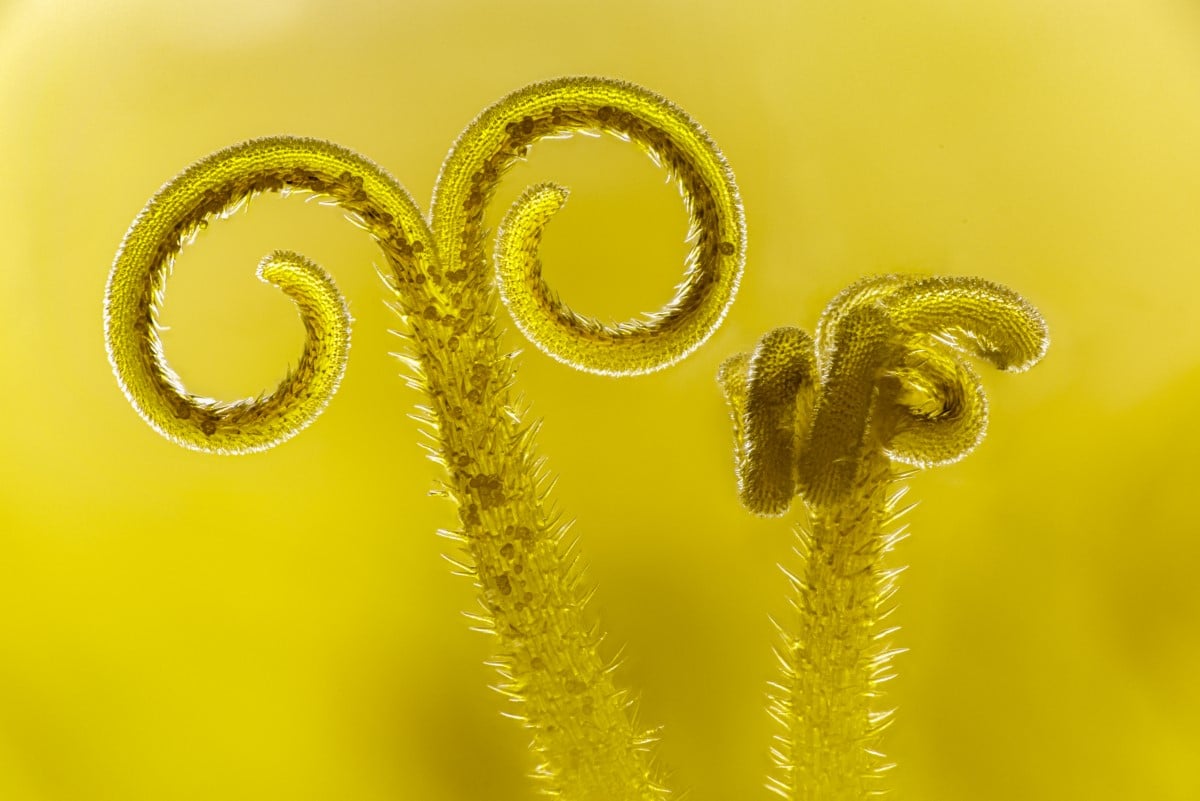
[107,241,352,455]
[720,274,1049,511]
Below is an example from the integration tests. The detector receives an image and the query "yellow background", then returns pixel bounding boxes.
[2,0,1198,798]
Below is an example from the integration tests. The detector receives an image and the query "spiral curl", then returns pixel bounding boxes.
[105,77,745,454]
[719,274,1049,513]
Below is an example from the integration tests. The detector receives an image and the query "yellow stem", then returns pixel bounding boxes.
[719,273,1049,799]
[772,452,902,800]
[104,77,744,801]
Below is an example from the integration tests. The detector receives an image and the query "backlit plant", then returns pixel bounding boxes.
[104,77,1047,800]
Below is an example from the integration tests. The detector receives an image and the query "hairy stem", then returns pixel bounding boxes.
[105,77,744,800]
[771,452,903,800]
[720,274,1048,799]
[417,263,665,799]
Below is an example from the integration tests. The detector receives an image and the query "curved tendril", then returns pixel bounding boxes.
[105,137,434,455]
[882,275,1049,373]
[107,77,744,455]
[718,328,817,516]
[435,76,746,376]
[877,331,988,467]
[720,274,1050,511]
[812,273,907,373]
[800,303,898,506]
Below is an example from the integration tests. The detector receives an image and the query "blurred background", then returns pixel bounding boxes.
[2,0,1198,798]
